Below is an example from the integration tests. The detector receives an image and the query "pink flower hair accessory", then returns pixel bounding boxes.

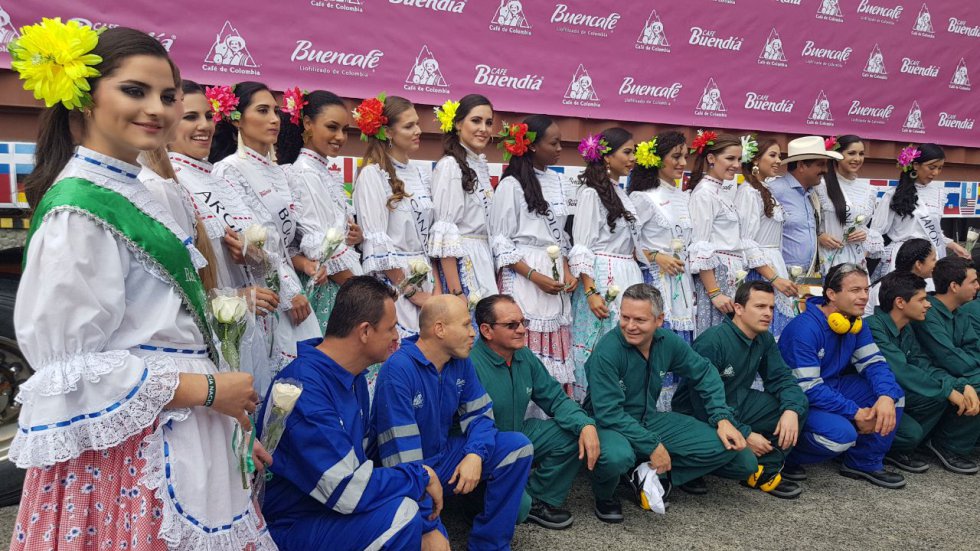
[282,87,308,126]
[825,135,840,151]
[205,85,240,123]
[897,145,921,172]
[578,133,611,164]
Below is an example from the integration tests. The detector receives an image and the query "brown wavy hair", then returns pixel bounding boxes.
[361,95,415,209]
[442,94,493,193]
[740,137,779,218]
[688,133,742,191]
[576,127,635,231]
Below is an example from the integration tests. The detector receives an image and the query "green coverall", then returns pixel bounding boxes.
[584,327,758,499]
[471,339,597,513]
[877,300,980,456]
[672,318,808,473]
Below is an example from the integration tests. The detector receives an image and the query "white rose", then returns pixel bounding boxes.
[244,224,267,249]
[854,215,866,225]
[325,227,345,247]
[410,259,431,276]
[546,245,561,260]
[734,270,748,281]
[212,295,248,324]
[606,285,620,299]
[968,229,979,242]
[789,265,804,278]
[468,292,482,309]
[670,238,684,253]
[271,382,303,413]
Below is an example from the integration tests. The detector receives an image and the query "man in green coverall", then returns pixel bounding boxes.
[470,295,601,530]
[585,284,757,523]
[902,258,980,474]
[672,281,807,499]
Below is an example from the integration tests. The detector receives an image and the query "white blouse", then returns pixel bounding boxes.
[428,148,494,257]
[631,181,692,257]
[489,169,571,267]
[352,159,434,273]
[688,176,744,272]
[735,182,784,269]
[569,184,639,278]
[286,148,362,276]
[815,174,884,269]
[871,181,952,255]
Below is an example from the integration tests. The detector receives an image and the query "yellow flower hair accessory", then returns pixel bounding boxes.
[10,18,103,110]
[433,99,459,134]
[635,139,662,169]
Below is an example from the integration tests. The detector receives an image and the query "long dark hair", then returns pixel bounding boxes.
[740,137,779,218]
[442,94,493,193]
[208,81,273,163]
[627,130,685,194]
[688,133,741,191]
[577,127,634,231]
[500,114,554,216]
[25,27,180,207]
[276,90,346,164]
[361,95,415,209]
[822,134,863,226]
[890,143,945,218]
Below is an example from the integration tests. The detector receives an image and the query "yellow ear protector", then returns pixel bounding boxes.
[747,465,783,493]
[827,312,862,334]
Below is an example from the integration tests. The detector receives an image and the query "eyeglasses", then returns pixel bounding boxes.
[489,319,530,330]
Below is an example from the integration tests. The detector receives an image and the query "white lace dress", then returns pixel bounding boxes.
[814,174,884,274]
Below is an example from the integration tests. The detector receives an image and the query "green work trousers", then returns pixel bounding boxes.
[893,391,980,456]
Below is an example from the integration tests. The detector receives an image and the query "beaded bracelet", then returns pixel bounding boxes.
[204,374,216,407]
[585,287,599,298]
[706,287,721,295]
[404,285,418,299]
[526,268,537,281]
[767,273,779,283]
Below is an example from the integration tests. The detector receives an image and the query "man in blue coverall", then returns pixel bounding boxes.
[778,263,906,489]
[372,294,533,550]
[258,277,443,550]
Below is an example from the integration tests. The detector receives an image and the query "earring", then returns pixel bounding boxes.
[709,162,715,169]
[909,170,918,179]
[268,145,277,163]
[236,130,246,159]
[752,165,760,176]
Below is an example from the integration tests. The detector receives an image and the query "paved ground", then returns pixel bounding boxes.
[2,454,979,550]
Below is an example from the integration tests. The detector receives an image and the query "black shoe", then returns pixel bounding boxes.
[925,440,980,475]
[679,477,708,495]
[593,498,624,524]
[781,464,807,481]
[839,465,907,489]
[526,501,573,530]
[884,452,930,473]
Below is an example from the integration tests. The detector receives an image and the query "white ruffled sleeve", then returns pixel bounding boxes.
[488,177,525,268]
[286,168,359,275]
[735,187,766,269]
[862,191,885,256]
[569,187,600,278]
[353,165,405,273]
[10,212,181,468]
[428,157,466,258]
[869,189,896,258]
[688,188,720,272]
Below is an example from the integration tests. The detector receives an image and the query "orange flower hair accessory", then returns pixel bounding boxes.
[352,92,388,142]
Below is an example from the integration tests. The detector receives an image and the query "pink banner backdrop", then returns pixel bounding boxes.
[2,0,979,146]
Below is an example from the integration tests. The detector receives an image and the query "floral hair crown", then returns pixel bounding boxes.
[434,99,459,134]
[497,122,536,162]
[282,87,308,125]
[897,145,921,173]
[353,92,388,142]
[824,135,841,152]
[205,85,241,123]
[10,17,103,110]
[739,134,759,164]
[579,134,611,164]
[690,130,718,155]
[635,139,662,169]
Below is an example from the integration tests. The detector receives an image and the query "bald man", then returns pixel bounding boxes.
[371,295,533,551]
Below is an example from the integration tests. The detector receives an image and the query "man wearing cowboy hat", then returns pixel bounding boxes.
[769,136,843,275]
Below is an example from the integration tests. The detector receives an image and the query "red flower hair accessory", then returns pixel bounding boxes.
[690,130,717,155]
[498,122,536,162]
[352,92,388,142]
[282,87,308,125]
[205,85,240,123]
[825,135,840,151]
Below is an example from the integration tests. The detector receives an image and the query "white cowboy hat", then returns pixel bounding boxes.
[783,135,843,163]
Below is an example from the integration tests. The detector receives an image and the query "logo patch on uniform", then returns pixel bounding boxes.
[817,348,825,359]
[659,370,667,378]
[618,379,627,391]
[525,386,533,396]
[456,378,466,390]
[412,392,424,408]
[721,365,735,378]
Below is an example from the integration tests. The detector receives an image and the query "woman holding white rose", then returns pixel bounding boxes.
[278,89,363,333]
[736,136,797,337]
[814,135,883,274]
[569,127,645,401]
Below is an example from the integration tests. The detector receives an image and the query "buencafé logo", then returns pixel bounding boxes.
[912,4,934,37]
[0,6,19,53]
[937,112,975,131]
[563,64,600,107]
[618,77,682,106]
[807,90,834,126]
[862,44,887,79]
[310,0,363,12]
[816,0,844,23]
[551,4,620,38]
[203,21,259,75]
[857,0,903,25]
[902,101,926,134]
[291,41,383,78]
[473,64,542,91]
[689,27,743,51]
[801,40,852,68]
[744,92,795,113]
[948,17,980,38]
[901,57,939,78]
[950,58,971,91]
[405,45,449,94]
[636,11,669,52]
[694,78,726,118]
[758,28,787,67]
[847,99,894,125]
[389,0,466,14]
[490,0,531,35]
